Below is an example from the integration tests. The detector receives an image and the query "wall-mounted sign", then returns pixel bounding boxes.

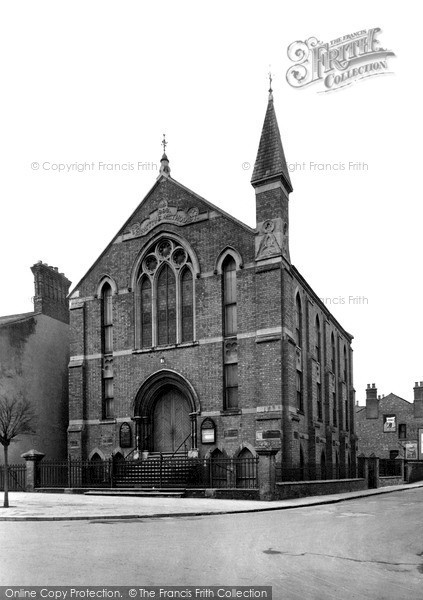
[419,429,423,460]
[119,422,132,448]
[405,442,418,460]
[201,418,216,444]
[383,414,396,433]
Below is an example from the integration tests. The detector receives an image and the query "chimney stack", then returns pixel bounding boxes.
[31,261,71,324]
[414,381,423,418]
[366,383,379,419]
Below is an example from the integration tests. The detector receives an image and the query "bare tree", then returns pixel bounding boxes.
[0,396,36,508]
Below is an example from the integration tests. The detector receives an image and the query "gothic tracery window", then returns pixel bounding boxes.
[138,238,194,348]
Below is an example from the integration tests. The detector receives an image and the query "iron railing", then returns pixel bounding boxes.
[35,456,258,489]
[0,464,27,491]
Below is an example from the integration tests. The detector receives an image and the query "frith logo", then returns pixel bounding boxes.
[286,28,395,92]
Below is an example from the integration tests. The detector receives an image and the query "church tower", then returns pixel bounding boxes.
[251,83,293,264]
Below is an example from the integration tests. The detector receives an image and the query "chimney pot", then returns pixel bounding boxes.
[366,382,379,418]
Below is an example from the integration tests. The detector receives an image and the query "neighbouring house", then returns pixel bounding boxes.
[0,262,71,463]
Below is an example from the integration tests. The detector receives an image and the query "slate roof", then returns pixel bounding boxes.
[251,93,293,193]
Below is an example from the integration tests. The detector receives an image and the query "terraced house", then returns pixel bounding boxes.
[67,88,357,481]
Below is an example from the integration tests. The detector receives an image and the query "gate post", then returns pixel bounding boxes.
[367,455,380,489]
[255,448,278,501]
[357,455,368,482]
[21,449,45,492]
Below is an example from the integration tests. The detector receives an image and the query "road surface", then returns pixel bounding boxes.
[1,488,422,599]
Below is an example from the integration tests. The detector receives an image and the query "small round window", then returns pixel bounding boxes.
[172,248,187,267]
[157,240,172,259]
[144,254,158,274]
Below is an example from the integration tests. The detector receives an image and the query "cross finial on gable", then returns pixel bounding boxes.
[162,133,167,153]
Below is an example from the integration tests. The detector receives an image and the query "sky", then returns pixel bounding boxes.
[0,1,421,404]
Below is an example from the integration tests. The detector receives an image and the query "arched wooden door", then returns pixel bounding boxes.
[153,388,191,453]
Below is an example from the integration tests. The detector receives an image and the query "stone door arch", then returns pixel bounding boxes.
[133,370,199,454]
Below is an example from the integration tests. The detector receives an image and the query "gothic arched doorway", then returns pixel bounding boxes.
[133,370,199,454]
[153,388,191,453]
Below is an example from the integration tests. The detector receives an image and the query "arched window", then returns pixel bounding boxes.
[315,315,321,363]
[344,345,349,430]
[102,283,113,354]
[101,283,114,419]
[331,332,336,372]
[181,267,194,342]
[333,388,337,427]
[222,255,238,410]
[137,238,195,348]
[295,294,302,347]
[295,294,303,412]
[140,276,152,348]
[157,264,176,346]
[343,345,348,381]
[223,256,237,336]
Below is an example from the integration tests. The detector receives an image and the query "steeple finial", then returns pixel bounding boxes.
[268,68,273,100]
[159,133,171,177]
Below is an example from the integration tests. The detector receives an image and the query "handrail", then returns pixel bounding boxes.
[124,447,137,460]
[168,433,191,459]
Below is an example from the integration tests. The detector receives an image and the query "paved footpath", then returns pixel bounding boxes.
[1,482,423,521]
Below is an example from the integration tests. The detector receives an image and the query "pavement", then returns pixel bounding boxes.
[1,481,423,521]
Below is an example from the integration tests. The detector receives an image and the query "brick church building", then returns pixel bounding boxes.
[68,88,357,479]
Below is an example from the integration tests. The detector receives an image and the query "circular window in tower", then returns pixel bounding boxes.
[157,240,172,259]
[144,254,158,274]
[172,247,187,267]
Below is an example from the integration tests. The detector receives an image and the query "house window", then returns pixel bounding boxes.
[398,424,407,439]
[137,239,195,348]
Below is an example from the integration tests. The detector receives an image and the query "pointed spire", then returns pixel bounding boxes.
[251,88,292,193]
[159,133,171,177]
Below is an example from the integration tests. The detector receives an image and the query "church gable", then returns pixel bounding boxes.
[70,174,254,298]
[117,177,212,243]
